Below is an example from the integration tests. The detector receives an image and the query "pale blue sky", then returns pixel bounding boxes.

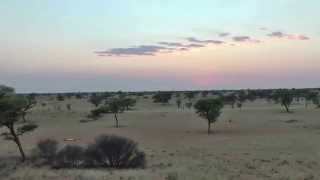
[0,0,319,92]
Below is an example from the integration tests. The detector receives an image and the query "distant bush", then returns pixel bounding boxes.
[85,135,146,168]
[153,92,172,104]
[66,104,71,111]
[54,145,85,168]
[56,94,65,101]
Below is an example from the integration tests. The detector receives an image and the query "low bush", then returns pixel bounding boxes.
[85,135,146,168]
[54,145,85,168]
[33,135,146,169]
[36,139,58,163]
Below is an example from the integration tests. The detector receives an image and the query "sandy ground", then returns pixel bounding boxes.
[0,95,320,180]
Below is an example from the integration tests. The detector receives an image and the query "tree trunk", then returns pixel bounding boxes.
[114,113,119,128]
[284,104,290,113]
[305,101,308,108]
[9,125,26,162]
[207,121,211,134]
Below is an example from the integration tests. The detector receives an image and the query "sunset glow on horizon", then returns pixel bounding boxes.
[1,0,319,93]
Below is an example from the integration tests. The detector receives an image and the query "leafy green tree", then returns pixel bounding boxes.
[0,86,38,162]
[194,99,223,134]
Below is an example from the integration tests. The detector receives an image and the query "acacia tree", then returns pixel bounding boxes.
[21,94,36,122]
[0,86,38,162]
[194,98,223,134]
[273,90,294,113]
[121,98,136,110]
[236,91,247,111]
[90,98,135,128]
[223,94,237,109]
[88,94,104,107]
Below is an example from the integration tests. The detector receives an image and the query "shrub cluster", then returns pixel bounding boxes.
[34,135,146,169]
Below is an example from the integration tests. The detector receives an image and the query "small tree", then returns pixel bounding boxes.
[56,94,65,101]
[176,99,182,109]
[237,102,242,111]
[304,92,315,108]
[88,94,104,107]
[194,99,223,134]
[273,90,294,113]
[185,102,193,110]
[75,93,83,99]
[66,104,72,111]
[90,98,132,128]
[152,92,172,104]
[121,98,136,110]
[0,87,38,162]
[184,91,196,101]
[312,95,320,108]
[222,94,237,108]
[108,99,125,128]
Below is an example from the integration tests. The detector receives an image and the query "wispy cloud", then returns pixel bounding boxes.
[158,42,184,47]
[186,37,225,44]
[218,32,231,37]
[267,31,310,40]
[232,36,261,43]
[95,28,310,57]
[158,41,205,48]
[95,45,171,56]
[267,31,287,38]
[232,36,250,42]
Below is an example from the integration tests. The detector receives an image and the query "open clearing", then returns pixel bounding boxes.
[1,96,320,180]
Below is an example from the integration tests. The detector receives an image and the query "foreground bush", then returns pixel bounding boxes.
[85,135,146,168]
[36,139,58,163]
[54,145,85,168]
[33,135,146,169]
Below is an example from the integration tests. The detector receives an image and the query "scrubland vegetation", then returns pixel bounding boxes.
[0,84,320,179]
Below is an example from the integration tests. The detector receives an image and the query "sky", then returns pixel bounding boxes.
[0,0,319,93]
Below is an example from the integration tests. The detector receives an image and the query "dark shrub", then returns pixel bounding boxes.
[56,94,65,101]
[36,139,58,163]
[84,135,146,168]
[54,145,84,168]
